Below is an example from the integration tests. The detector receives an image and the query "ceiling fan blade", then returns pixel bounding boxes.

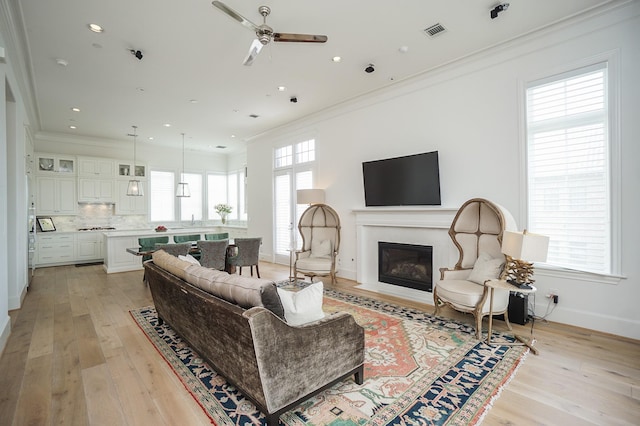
[242,39,264,66]
[212,1,258,31]
[273,33,328,43]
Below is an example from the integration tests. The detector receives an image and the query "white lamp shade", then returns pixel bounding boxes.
[297,189,325,205]
[176,182,191,197]
[501,230,549,262]
[126,179,144,196]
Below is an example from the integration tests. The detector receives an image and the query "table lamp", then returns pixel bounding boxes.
[297,189,325,205]
[501,230,549,289]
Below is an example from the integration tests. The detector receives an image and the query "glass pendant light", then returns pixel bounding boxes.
[176,132,190,197]
[126,125,143,196]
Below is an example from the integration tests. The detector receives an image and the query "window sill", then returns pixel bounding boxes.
[535,265,626,285]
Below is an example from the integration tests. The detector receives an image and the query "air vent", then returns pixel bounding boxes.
[216,145,226,149]
[423,23,446,38]
[249,114,259,118]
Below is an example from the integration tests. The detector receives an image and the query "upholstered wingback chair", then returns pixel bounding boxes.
[294,204,341,284]
[433,198,517,339]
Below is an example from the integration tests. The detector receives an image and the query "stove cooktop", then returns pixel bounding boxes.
[77,227,116,231]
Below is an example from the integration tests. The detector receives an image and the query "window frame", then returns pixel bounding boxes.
[519,53,622,283]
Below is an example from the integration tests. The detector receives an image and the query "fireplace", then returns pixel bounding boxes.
[378,242,433,292]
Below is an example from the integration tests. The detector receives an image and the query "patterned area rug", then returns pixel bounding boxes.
[130,289,528,425]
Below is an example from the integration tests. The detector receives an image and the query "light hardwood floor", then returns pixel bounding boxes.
[1,262,638,425]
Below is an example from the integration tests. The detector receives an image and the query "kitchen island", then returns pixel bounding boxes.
[102,227,244,273]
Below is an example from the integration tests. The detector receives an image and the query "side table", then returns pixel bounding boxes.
[485,279,539,355]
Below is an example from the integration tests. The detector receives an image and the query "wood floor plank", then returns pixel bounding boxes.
[82,363,127,425]
[0,262,638,425]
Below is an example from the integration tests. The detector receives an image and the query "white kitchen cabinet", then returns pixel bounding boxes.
[104,236,142,273]
[78,157,115,178]
[116,161,147,179]
[78,178,115,202]
[36,154,76,175]
[37,234,75,265]
[76,232,103,261]
[115,180,147,215]
[36,177,77,215]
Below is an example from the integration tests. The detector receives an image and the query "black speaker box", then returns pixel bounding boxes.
[507,292,529,325]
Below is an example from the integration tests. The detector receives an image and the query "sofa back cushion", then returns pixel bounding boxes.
[184,265,285,319]
[152,249,192,280]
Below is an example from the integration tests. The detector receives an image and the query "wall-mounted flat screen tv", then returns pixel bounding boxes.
[362,151,441,206]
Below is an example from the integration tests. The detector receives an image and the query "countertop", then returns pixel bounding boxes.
[102,227,227,238]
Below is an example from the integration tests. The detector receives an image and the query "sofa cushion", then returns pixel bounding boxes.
[152,249,192,280]
[178,254,201,266]
[310,239,332,258]
[183,265,285,319]
[277,281,325,326]
[295,256,332,273]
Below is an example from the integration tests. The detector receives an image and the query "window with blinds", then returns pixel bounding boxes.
[180,173,203,221]
[526,63,610,274]
[150,171,175,222]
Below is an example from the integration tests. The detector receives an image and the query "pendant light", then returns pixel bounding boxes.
[176,132,190,197]
[126,125,144,196]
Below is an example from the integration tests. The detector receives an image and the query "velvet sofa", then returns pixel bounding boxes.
[144,250,365,426]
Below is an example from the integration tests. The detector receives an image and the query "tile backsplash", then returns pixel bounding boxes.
[45,204,149,232]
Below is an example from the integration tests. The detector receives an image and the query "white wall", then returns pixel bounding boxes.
[246,3,640,339]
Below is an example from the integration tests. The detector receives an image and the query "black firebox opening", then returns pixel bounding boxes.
[378,241,433,292]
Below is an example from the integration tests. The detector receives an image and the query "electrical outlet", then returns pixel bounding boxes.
[547,288,559,304]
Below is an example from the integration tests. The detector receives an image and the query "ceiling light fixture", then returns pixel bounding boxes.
[164,123,171,127]
[69,125,77,129]
[71,107,80,112]
[55,58,68,67]
[332,56,342,63]
[176,133,190,198]
[490,3,509,19]
[126,126,143,196]
[88,23,104,33]
[277,86,286,92]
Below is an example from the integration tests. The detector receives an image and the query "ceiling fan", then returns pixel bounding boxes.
[212,1,328,66]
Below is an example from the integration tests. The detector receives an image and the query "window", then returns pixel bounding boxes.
[180,173,203,221]
[207,173,227,219]
[525,63,611,274]
[150,171,175,222]
[274,139,316,262]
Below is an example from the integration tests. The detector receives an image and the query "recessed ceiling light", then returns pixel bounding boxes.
[71,107,80,112]
[148,137,154,140]
[332,56,342,63]
[69,125,77,129]
[398,46,409,53]
[231,135,236,138]
[189,99,198,104]
[56,58,68,67]
[277,86,286,92]
[163,123,171,127]
[92,43,103,49]
[136,87,145,92]
[88,23,104,33]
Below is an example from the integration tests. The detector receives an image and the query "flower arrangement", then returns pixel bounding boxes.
[214,204,233,215]
[214,204,232,224]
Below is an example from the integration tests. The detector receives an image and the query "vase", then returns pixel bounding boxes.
[221,216,227,225]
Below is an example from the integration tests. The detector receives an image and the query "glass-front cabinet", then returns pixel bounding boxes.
[117,161,146,179]
[36,154,76,175]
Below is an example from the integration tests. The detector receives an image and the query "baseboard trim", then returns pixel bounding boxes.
[0,314,11,358]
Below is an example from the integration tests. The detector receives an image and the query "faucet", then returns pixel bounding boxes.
[191,214,195,226]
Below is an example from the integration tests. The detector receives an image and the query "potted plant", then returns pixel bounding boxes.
[214,204,232,224]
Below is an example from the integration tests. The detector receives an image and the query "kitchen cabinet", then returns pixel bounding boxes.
[37,234,75,265]
[36,177,77,215]
[104,236,142,273]
[115,180,147,214]
[78,178,115,202]
[76,232,103,261]
[117,161,147,179]
[78,157,115,178]
[36,154,76,175]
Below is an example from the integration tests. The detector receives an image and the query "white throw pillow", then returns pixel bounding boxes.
[178,254,201,266]
[467,252,504,285]
[277,281,325,326]
[310,239,332,258]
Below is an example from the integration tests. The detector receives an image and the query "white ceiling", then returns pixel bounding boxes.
[16,0,614,153]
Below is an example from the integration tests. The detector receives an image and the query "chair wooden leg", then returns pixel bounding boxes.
[238,266,243,275]
[255,264,260,278]
[475,314,483,340]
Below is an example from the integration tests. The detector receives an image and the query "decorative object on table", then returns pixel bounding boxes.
[37,217,56,232]
[293,203,340,284]
[296,188,325,205]
[501,229,550,290]
[176,132,190,197]
[126,125,144,196]
[433,198,517,339]
[130,288,528,426]
[214,203,232,224]
[155,225,167,232]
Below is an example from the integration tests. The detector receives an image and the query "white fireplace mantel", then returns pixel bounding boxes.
[353,207,459,304]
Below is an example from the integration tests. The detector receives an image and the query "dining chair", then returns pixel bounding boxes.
[197,239,228,270]
[204,232,229,241]
[138,236,169,262]
[156,243,191,257]
[173,234,201,243]
[228,237,262,277]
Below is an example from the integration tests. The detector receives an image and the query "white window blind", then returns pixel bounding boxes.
[150,171,175,222]
[526,63,610,274]
[180,173,203,221]
[207,173,227,219]
[274,172,291,255]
